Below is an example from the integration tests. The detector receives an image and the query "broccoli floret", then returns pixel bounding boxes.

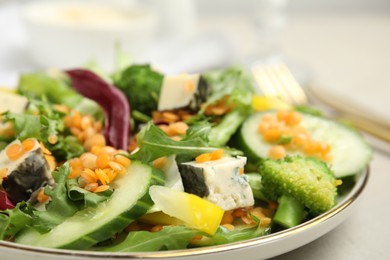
[114,64,163,116]
[259,156,340,215]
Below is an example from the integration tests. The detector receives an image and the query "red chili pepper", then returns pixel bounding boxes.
[0,190,15,210]
[66,69,130,150]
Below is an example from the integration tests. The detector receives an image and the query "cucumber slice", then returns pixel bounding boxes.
[237,112,372,178]
[15,161,164,249]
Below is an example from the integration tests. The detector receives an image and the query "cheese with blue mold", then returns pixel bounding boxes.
[157,73,200,111]
[179,156,255,211]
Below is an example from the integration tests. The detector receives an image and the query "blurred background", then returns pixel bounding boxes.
[0,0,389,117]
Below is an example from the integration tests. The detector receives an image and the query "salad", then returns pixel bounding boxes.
[0,64,372,252]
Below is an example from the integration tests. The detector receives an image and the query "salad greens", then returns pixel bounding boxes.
[0,63,372,253]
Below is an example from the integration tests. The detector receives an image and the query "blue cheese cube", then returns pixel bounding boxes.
[0,139,54,203]
[158,73,200,111]
[179,156,255,211]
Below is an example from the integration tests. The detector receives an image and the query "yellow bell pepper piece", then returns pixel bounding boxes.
[252,95,292,111]
[149,185,224,235]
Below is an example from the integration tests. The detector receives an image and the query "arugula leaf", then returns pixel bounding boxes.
[0,202,35,240]
[201,67,254,113]
[31,164,80,233]
[132,122,219,163]
[67,179,113,208]
[1,113,41,140]
[191,225,270,247]
[102,226,203,252]
[2,99,85,161]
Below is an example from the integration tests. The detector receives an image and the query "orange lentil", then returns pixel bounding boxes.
[169,122,188,135]
[81,169,98,184]
[70,158,83,170]
[210,149,224,160]
[80,116,92,130]
[21,138,36,152]
[90,145,103,155]
[100,146,117,155]
[153,157,167,169]
[94,185,110,193]
[69,168,82,179]
[276,110,288,121]
[37,189,49,203]
[114,154,131,168]
[84,127,96,139]
[292,133,307,147]
[71,111,82,128]
[84,182,99,192]
[191,235,203,242]
[105,169,117,182]
[150,225,163,232]
[94,121,103,132]
[80,153,97,169]
[260,217,272,228]
[257,121,270,134]
[84,134,106,151]
[195,153,212,163]
[162,112,179,123]
[263,128,282,142]
[268,145,286,160]
[125,221,142,232]
[96,153,110,169]
[220,211,234,225]
[222,224,235,231]
[6,143,24,161]
[285,111,302,126]
[70,127,82,137]
[95,169,110,185]
[211,106,226,116]
[232,208,248,218]
[158,125,175,136]
[108,161,126,174]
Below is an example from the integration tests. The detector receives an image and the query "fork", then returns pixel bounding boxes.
[251,62,390,144]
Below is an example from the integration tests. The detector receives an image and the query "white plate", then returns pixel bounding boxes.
[0,168,369,260]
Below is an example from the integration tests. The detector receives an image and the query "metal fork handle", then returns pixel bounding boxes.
[307,85,390,142]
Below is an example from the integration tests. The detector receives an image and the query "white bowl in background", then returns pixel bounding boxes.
[22,0,158,71]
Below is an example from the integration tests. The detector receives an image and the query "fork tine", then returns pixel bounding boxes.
[277,64,308,104]
[252,65,293,103]
[251,63,308,105]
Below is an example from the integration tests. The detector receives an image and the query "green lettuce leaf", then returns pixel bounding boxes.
[0,202,35,240]
[132,122,220,163]
[101,226,203,252]
[31,163,80,233]
[1,113,41,140]
[18,72,82,108]
[67,179,113,208]
[2,98,85,161]
[191,225,270,247]
[201,67,254,113]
